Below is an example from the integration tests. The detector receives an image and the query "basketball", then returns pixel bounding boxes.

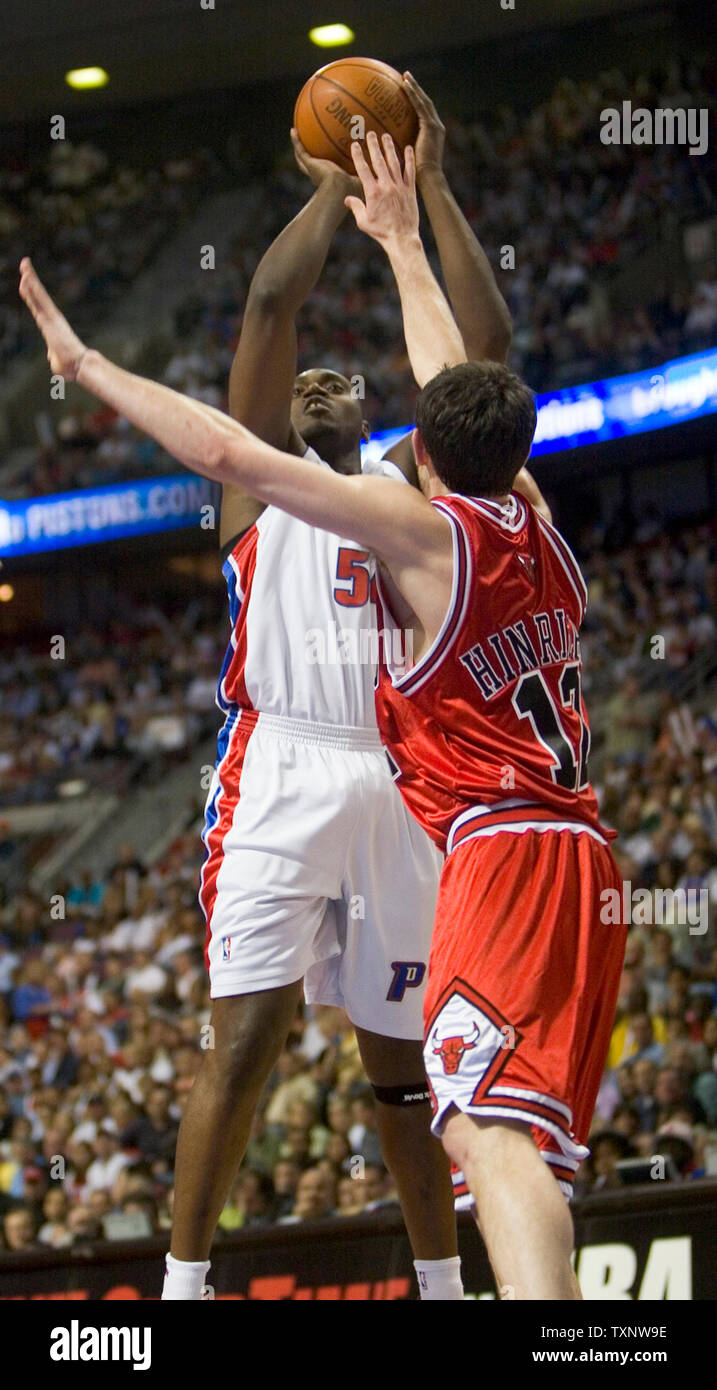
[294,57,419,175]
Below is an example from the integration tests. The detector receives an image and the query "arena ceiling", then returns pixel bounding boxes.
[1,0,686,124]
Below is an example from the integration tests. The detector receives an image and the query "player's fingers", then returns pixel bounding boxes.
[381,133,403,183]
[290,126,312,159]
[405,72,443,135]
[402,144,416,190]
[344,195,366,224]
[289,128,309,169]
[19,259,52,319]
[364,129,389,182]
[350,139,375,187]
[403,71,434,116]
[18,267,42,318]
[401,72,424,114]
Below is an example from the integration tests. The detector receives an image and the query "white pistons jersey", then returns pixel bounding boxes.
[218,448,397,727]
[201,445,443,1038]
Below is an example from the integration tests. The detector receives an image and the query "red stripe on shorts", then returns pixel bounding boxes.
[199,713,257,969]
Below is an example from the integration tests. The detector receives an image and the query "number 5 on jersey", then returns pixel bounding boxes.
[334,547,370,607]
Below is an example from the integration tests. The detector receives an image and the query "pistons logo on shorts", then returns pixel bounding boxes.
[222,936,232,962]
[387,960,426,1002]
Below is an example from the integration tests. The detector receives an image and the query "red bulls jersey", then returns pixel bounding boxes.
[374,492,611,854]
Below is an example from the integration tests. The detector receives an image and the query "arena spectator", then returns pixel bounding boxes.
[270,1159,302,1220]
[3,1205,39,1252]
[37,1188,72,1249]
[281,1166,337,1224]
[120,1086,179,1166]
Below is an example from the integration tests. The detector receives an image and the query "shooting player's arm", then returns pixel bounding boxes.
[222,139,357,545]
[514,466,552,523]
[404,72,511,363]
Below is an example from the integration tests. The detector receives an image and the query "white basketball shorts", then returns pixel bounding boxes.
[199,709,442,1040]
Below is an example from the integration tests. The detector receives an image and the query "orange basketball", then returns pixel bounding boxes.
[294,57,419,176]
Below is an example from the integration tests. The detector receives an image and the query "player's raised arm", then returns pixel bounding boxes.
[379,77,512,485]
[403,73,512,364]
[514,466,552,523]
[346,133,466,389]
[378,89,551,521]
[19,257,449,578]
[221,134,359,545]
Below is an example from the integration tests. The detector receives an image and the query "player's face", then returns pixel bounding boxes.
[291,369,368,464]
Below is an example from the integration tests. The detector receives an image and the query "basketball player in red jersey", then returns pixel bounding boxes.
[19,125,613,1301]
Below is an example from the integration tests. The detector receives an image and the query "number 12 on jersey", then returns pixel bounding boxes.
[512,663,591,791]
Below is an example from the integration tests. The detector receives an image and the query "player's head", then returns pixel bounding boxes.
[291,368,370,466]
[414,361,537,497]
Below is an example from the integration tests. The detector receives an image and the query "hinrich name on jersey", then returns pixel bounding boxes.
[460,607,579,701]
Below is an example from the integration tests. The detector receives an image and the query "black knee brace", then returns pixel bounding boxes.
[371,1082,431,1106]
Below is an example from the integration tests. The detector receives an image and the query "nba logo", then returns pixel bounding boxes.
[222,936,232,962]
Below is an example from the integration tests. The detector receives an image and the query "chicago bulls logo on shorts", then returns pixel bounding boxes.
[424,983,520,1120]
[431,1020,480,1075]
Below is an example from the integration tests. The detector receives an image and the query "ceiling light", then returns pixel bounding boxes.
[309,24,354,48]
[65,67,109,91]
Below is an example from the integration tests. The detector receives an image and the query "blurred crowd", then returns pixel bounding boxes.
[580,517,717,695]
[0,143,224,373]
[0,599,223,807]
[0,831,402,1252]
[0,511,715,1254]
[5,57,716,500]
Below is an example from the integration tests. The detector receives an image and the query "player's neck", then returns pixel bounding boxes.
[326,446,362,476]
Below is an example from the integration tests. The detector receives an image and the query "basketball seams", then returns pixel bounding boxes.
[303,86,359,165]
[312,76,396,142]
[296,61,416,170]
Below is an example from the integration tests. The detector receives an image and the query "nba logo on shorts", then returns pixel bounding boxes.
[222,936,232,962]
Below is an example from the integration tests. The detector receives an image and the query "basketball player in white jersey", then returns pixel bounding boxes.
[20,84,548,1302]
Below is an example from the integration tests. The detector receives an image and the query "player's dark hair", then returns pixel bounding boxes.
[415,361,537,496]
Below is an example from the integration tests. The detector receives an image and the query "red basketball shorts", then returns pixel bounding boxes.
[423,824,626,1199]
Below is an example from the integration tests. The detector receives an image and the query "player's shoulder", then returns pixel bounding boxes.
[361,454,410,483]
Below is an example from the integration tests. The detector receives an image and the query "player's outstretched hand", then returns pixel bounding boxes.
[402,71,446,174]
[345,131,419,249]
[18,258,88,380]
[290,128,361,196]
